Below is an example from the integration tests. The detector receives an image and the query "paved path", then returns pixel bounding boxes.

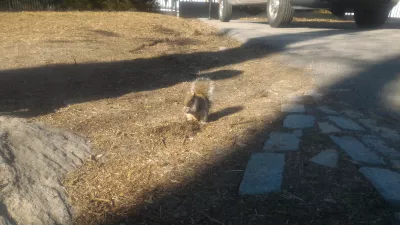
[203,18,400,121]
[203,17,400,221]
[239,92,400,211]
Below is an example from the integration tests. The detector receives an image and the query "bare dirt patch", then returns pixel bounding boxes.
[0,12,392,225]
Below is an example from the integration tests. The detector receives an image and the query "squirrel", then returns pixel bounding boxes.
[183,77,214,123]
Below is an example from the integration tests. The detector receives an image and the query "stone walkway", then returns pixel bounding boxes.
[238,90,400,218]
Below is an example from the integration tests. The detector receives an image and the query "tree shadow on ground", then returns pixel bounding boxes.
[78,27,400,224]
[0,28,363,118]
[111,51,400,225]
[324,55,400,122]
[208,106,244,122]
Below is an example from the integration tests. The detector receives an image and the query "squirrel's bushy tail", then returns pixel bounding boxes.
[190,77,214,101]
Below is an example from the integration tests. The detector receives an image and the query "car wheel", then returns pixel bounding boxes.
[267,0,294,28]
[330,5,346,17]
[219,0,232,22]
[354,7,390,28]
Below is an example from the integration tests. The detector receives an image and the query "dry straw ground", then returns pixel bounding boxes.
[0,12,391,225]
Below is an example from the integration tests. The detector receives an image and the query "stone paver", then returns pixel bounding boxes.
[341,110,365,119]
[330,136,385,165]
[361,135,400,159]
[264,132,300,152]
[392,160,400,170]
[310,149,338,168]
[281,104,305,113]
[327,116,365,131]
[283,115,315,129]
[292,130,303,138]
[317,106,339,115]
[239,153,284,195]
[359,167,400,208]
[359,118,377,129]
[359,119,400,141]
[318,122,341,134]
[378,127,400,142]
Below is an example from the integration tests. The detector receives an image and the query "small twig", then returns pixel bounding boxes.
[68,54,77,65]
[143,215,161,222]
[224,170,243,173]
[283,191,304,202]
[229,120,254,127]
[182,136,187,145]
[161,138,167,147]
[92,197,112,203]
[197,210,225,225]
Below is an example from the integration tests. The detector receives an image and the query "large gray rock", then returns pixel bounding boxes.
[0,116,91,225]
[0,216,13,225]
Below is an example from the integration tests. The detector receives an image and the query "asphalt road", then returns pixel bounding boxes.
[203,16,400,121]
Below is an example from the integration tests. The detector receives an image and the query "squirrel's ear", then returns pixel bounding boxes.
[190,91,195,96]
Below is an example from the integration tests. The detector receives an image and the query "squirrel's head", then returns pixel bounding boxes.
[183,91,197,113]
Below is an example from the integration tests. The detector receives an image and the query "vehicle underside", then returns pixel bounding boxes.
[218,0,399,28]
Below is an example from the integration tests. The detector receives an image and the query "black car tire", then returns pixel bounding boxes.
[354,7,390,28]
[330,5,346,17]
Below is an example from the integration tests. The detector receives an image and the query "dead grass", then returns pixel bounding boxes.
[0,11,312,224]
[0,11,239,70]
[39,57,312,224]
[1,11,390,225]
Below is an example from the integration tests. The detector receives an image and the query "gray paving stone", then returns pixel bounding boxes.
[330,136,385,165]
[361,135,400,159]
[263,132,300,152]
[392,160,400,170]
[360,119,400,141]
[292,130,303,138]
[378,127,400,142]
[281,104,305,113]
[359,118,377,130]
[310,149,338,168]
[283,115,315,129]
[318,122,341,134]
[239,153,284,195]
[341,110,365,119]
[359,167,400,207]
[327,116,365,131]
[317,106,339,115]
